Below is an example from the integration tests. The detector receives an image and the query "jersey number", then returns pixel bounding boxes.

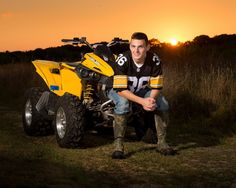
[116,54,127,66]
[129,76,150,92]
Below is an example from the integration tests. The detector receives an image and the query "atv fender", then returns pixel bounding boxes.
[32,60,82,98]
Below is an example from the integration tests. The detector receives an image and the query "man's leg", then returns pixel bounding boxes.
[144,92,176,155]
[154,111,176,155]
[108,89,130,159]
[112,114,127,159]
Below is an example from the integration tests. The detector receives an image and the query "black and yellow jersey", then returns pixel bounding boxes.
[113,51,163,93]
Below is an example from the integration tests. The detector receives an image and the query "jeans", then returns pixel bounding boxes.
[108,89,169,115]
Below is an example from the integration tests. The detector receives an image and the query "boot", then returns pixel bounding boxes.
[154,112,176,155]
[112,114,127,159]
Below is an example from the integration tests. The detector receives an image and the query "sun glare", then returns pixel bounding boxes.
[170,38,178,46]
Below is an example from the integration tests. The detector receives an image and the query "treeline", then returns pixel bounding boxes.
[0,39,130,64]
[154,34,236,69]
[0,45,90,64]
[1,34,236,65]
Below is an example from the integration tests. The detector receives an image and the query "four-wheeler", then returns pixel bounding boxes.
[22,37,155,148]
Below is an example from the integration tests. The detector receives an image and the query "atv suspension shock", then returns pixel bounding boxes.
[83,83,94,104]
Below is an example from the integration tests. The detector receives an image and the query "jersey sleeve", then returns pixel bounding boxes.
[149,53,164,90]
[113,53,129,92]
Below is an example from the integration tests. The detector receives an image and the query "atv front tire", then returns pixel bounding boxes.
[22,87,53,136]
[54,94,85,148]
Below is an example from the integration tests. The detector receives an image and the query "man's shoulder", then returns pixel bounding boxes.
[115,51,132,66]
[146,51,160,59]
[146,51,161,65]
[117,50,131,58]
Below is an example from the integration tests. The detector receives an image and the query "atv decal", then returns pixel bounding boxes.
[50,85,59,91]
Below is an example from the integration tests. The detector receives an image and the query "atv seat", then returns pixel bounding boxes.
[64,61,81,67]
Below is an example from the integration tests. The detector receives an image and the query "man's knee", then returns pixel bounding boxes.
[156,95,169,112]
[115,98,130,115]
[108,89,130,115]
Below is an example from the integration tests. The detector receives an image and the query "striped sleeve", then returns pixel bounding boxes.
[149,75,163,89]
[113,75,128,89]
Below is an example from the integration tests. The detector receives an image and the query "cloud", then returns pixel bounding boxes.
[0,12,14,19]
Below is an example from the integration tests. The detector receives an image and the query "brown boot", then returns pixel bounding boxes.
[112,114,127,159]
[154,112,176,155]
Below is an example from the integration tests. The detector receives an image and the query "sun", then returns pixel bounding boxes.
[170,38,178,46]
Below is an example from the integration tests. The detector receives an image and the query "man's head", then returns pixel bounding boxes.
[130,32,150,64]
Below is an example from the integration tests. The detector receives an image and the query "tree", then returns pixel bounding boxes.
[149,38,161,47]
[193,35,210,45]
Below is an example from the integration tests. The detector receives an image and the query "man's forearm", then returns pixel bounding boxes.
[118,89,158,111]
[149,89,161,99]
[118,90,144,105]
[118,89,160,103]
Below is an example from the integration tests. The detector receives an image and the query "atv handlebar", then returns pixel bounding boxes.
[61,37,129,50]
[107,39,129,47]
[61,37,93,49]
[61,37,86,44]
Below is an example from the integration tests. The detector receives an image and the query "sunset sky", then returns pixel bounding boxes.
[1,0,236,52]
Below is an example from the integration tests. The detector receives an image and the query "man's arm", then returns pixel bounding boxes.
[118,90,157,111]
[149,89,161,99]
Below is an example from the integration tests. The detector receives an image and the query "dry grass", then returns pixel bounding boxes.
[0,54,236,187]
[0,107,236,187]
[163,60,235,127]
[0,62,43,108]
[0,56,235,127]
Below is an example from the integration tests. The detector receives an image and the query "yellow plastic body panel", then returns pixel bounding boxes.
[32,60,82,98]
[82,53,114,77]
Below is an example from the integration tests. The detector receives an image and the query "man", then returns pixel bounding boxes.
[108,32,176,159]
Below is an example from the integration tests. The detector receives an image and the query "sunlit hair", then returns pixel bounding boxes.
[131,32,149,45]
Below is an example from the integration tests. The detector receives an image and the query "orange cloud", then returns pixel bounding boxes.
[0,12,14,19]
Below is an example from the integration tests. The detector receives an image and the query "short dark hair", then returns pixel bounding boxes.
[131,32,149,44]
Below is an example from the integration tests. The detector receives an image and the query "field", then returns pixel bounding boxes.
[1,104,236,187]
[0,39,236,187]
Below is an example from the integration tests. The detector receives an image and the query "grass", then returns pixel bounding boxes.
[0,62,46,109]
[0,106,236,187]
[0,44,236,187]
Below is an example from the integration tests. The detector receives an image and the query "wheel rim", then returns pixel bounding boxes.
[56,107,67,139]
[25,99,32,126]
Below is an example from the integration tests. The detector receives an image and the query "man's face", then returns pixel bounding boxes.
[130,39,150,63]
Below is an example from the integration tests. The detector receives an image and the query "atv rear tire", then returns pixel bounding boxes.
[22,87,53,136]
[54,93,85,148]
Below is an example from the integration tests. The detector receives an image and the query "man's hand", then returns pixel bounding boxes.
[142,97,156,111]
[118,90,157,111]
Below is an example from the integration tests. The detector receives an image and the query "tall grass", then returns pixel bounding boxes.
[161,46,236,127]
[0,62,42,107]
[0,47,235,128]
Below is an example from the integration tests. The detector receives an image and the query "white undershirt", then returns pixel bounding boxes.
[133,60,144,68]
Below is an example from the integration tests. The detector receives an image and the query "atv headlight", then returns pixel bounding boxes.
[78,68,89,78]
[89,72,101,80]
[76,65,101,81]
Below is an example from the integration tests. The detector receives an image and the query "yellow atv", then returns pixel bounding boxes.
[22,37,156,148]
[22,37,128,148]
